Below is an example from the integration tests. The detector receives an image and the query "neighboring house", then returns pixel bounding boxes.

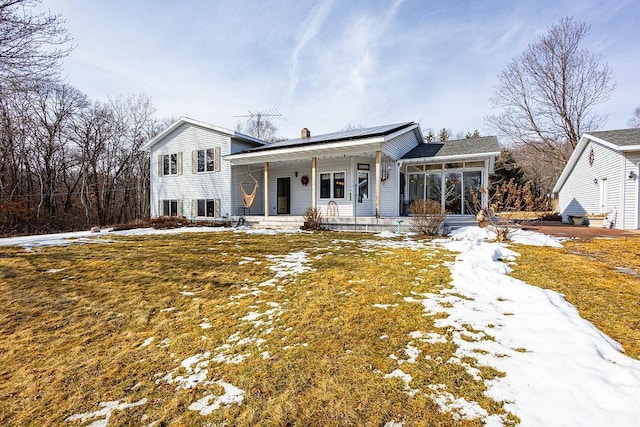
[553,128,640,229]
[143,117,501,228]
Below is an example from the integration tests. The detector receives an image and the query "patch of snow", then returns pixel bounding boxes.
[188,381,245,416]
[400,344,420,364]
[200,322,212,329]
[179,291,195,296]
[427,385,490,422]
[139,337,154,348]
[372,303,398,309]
[384,368,419,397]
[65,398,147,426]
[427,227,640,425]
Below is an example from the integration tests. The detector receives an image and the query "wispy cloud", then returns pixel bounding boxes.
[286,0,336,105]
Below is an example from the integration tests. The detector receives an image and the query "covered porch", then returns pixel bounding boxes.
[227,149,396,219]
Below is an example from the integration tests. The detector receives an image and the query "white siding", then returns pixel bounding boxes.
[232,165,265,215]
[379,156,398,217]
[231,138,262,154]
[382,131,420,160]
[149,123,232,219]
[266,162,313,216]
[557,140,622,227]
[623,153,640,229]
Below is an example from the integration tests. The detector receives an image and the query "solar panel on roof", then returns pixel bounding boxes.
[244,122,415,152]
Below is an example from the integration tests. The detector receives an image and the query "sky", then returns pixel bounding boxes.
[39,0,640,141]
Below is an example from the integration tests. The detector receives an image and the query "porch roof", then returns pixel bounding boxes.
[225,122,421,165]
[401,136,500,161]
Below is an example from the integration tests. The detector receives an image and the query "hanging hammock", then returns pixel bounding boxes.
[240,173,259,208]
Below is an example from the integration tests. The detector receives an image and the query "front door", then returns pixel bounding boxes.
[277,177,291,214]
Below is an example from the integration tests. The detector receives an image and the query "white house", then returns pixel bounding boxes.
[553,128,640,229]
[143,117,501,229]
[140,117,266,219]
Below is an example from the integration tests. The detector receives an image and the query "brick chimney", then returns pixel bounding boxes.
[301,128,311,138]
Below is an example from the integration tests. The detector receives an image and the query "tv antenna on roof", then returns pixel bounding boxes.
[234,108,287,122]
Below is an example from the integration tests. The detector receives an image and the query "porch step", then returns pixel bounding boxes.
[237,215,477,233]
[244,216,305,230]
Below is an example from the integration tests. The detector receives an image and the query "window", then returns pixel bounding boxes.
[320,173,331,198]
[193,147,220,173]
[159,153,182,176]
[357,171,369,202]
[319,172,346,199]
[161,199,180,216]
[196,199,220,217]
[333,172,345,198]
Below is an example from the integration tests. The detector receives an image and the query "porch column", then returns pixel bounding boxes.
[264,162,270,217]
[375,150,381,218]
[311,157,317,209]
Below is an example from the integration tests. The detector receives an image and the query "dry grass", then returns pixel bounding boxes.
[0,231,515,426]
[510,237,640,360]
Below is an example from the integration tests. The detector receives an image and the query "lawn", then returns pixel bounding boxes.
[0,230,513,426]
[1,228,639,426]
[509,237,640,360]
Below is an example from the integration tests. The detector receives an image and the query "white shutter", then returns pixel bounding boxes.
[157,155,163,176]
[192,151,197,174]
[214,198,221,218]
[177,199,183,217]
[192,199,197,217]
[214,146,221,172]
[177,152,183,175]
[158,200,163,216]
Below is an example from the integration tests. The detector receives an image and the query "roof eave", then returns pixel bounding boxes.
[552,135,592,193]
[400,151,501,164]
[140,117,266,151]
[225,137,385,164]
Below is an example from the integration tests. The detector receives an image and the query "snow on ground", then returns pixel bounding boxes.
[9,225,640,425]
[430,226,640,425]
[0,226,305,249]
[65,398,147,427]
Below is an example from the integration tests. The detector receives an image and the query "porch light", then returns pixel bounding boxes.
[628,171,637,180]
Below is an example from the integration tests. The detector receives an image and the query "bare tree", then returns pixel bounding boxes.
[630,107,640,128]
[0,0,73,92]
[235,113,279,142]
[487,17,615,166]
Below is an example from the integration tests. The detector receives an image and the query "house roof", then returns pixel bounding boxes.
[225,122,423,165]
[401,136,500,160]
[140,116,267,151]
[240,122,416,153]
[553,128,640,193]
[585,128,640,148]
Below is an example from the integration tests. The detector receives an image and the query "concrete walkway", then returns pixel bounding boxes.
[522,221,640,239]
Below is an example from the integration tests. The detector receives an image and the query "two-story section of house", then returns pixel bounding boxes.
[140,117,267,220]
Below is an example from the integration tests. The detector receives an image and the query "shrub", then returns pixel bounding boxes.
[150,216,190,229]
[301,207,324,231]
[408,200,446,236]
[111,219,151,231]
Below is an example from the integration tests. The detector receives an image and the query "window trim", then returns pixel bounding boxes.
[193,147,221,174]
[160,199,181,216]
[195,198,221,218]
[159,152,182,176]
[319,171,347,199]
